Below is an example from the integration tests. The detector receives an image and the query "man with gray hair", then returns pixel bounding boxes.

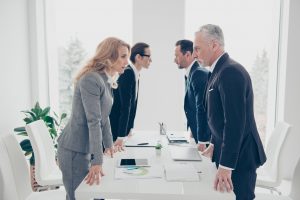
[193,24,266,200]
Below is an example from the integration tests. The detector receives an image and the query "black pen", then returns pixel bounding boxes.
[137,142,149,145]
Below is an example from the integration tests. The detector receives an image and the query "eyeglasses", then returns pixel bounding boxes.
[140,54,151,58]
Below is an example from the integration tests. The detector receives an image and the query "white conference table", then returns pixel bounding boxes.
[75,130,235,200]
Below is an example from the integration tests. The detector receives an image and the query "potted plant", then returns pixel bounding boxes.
[155,143,163,156]
[14,102,66,191]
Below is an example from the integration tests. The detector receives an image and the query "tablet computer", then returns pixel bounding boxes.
[117,158,149,167]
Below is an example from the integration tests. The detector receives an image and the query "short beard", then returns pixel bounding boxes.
[178,65,185,69]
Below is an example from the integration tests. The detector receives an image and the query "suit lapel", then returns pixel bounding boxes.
[188,62,199,82]
[136,78,139,104]
[185,61,199,96]
[128,65,137,99]
[204,53,229,110]
[207,53,229,87]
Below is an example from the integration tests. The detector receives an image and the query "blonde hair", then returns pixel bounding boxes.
[75,37,130,81]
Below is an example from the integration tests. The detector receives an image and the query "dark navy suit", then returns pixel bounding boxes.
[110,65,138,141]
[206,53,267,200]
[184,61,210,143]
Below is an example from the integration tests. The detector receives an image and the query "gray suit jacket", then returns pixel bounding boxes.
[58,71,113,165]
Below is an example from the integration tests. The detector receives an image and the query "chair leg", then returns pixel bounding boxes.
[257,185,282,195]
[36,185,51,192]
[270,187,282,195]
[36,185,60,192]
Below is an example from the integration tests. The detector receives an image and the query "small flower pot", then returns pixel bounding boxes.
[155,148,162,156]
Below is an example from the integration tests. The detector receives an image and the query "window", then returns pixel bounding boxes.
[185,0,281,144]
[51,0,133,122]
[45,0,281,141]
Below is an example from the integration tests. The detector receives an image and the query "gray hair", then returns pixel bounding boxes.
[197,24,224,48]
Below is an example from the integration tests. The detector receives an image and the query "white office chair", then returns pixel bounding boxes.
[0,133,65,200]
[256,156,300,200]
[256,121,291,193]
[25,120,63,187]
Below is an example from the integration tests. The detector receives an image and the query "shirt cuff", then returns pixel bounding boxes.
[219,164,234,171]
[197,141,210,144]
[117,137,125,140]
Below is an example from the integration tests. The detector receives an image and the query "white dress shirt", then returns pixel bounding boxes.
[129,62,140,99]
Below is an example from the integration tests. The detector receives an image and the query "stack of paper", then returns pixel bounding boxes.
[169,146,202,161]
[115,166,164,179]
[166,132,189,143]
[164,163,199,181]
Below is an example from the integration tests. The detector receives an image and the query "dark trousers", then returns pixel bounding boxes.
[231,169,257,200]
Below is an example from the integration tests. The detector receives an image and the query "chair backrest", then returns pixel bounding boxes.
[264,121,290,181]
[25,120,57,185]
[0,133,32,200]
[289,156,300,199]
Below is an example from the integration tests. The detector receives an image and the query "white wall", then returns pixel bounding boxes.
[0,0,31,135]
[278,0,300,179]
[132,0,186,132]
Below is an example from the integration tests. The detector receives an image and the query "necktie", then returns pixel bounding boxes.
[207,71,212,80]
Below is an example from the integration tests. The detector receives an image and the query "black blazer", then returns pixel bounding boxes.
[110,65,138,141]
[206,53,266,170]
[184,61,210,143]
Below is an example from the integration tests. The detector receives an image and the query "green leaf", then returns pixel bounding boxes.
[53,117,59,126]
[30,153,35,165]
[49,128,56,134]
[44,115,54,124]
[31,108,39,116]
[53,112,59,118]
[155,143,163,149]
[14,126,26,132]
[24,117,33,124]
[22,144,32,150]
[34,102,41,110]
[40,107,50,117]
[17,131,28,136]
[50,129,57,138]
[15,101,63,165]
[21,110,36,120]
[61,113,67,120]
[20,139,32,152]
[32,102,43,117]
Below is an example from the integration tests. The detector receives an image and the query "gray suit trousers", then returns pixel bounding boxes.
[57,145,90,200]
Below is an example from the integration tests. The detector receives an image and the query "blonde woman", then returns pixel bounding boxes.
[57,37,130,200]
